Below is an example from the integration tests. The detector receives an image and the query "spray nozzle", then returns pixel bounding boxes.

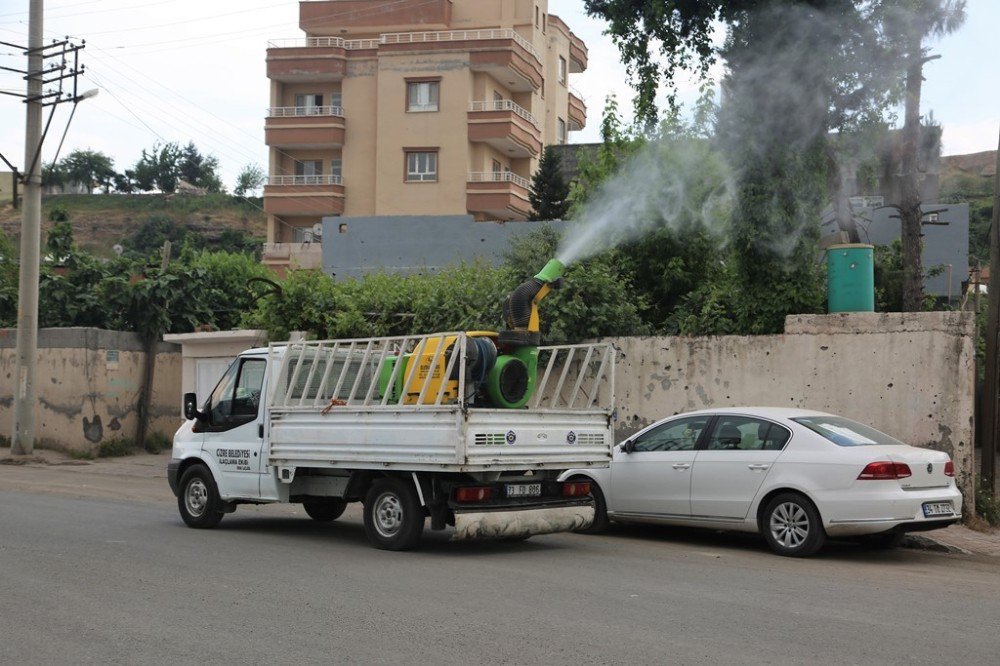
[534,258,565,284]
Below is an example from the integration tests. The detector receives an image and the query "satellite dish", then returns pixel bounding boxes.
[310,222,323,242]
[112,244,124,256]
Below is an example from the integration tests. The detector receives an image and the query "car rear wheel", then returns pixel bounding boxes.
[761,493,825,557]
[303,499,347,522]
[571,477,609,534]
[363,478,424,551]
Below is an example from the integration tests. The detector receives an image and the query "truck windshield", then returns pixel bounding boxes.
[791,416,906,447]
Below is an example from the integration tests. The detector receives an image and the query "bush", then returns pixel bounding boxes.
[97,438,137,458]
[144,432,173,453]
[977,477,1000,527]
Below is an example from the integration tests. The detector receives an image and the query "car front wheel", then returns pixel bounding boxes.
[761,493,825,557]
[571,476,609,534]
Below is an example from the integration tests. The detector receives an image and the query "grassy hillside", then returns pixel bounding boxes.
[940,150,995,266]
[0,193,266,258]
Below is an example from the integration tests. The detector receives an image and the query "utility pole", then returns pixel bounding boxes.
[10,0,44,456]
[982,126,1000,494]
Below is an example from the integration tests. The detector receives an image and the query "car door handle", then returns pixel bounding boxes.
[672,463,691,470]
[748,464,770,471]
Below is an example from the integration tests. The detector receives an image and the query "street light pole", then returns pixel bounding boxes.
[10,0,43,456]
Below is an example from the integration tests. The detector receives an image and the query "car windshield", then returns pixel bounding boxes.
[791,416,906,447]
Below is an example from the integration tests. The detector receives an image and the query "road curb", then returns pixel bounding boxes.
[902,533,972,556]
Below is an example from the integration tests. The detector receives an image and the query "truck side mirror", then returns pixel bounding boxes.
[183,393,202,421]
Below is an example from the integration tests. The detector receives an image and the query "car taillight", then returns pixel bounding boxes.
[944,460,955,477]
[562,481,591,497]
[857,461,912,480]
[454,486,493,503]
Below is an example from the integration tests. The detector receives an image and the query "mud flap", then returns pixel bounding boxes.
[452,504,595,540]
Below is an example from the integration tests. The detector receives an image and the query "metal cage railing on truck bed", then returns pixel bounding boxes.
[268,333,615,413]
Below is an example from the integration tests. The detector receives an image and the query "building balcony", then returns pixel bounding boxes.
[467,100,541,159]
[263,175,345,216]
[265,106,346,149]
[266,37,377,82]
[300,0,451,33]
[567,90,587,132]
[569,33,588,73]
[381,29,543,92]
[466,171,531,221]
[262,242,323,274]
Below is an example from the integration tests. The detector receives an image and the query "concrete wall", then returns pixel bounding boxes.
[608,312,976,504]
[0,328,181,453]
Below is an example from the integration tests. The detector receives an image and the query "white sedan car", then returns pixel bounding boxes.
[560,407,962,557]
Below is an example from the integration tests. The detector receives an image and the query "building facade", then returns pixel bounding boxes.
[263,0,588,273]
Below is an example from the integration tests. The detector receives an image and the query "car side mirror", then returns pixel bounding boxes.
[183,392,204,422]
[621,440,634,454]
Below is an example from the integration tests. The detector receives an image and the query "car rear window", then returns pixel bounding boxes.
[791,416,906,447]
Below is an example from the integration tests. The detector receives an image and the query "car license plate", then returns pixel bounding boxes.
[506,483,541,498]
[922,501,953,517]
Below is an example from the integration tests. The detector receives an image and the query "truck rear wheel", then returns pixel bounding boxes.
[178,464,224,529]
[363,478,424,551]
[303,499,347,522]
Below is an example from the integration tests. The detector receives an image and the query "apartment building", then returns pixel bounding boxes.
[262,0,588,272]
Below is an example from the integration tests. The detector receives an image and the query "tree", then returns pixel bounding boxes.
[60,149,117,193]
[132,142,182,193]
[881,0,967,310]
[584,1,909,329]
[178,141,224,192]
[529,147,570,220]
[234,163,266,197]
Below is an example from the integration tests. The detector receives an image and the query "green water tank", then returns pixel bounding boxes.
[826,243,874,313]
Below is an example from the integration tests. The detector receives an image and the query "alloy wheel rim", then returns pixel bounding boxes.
[770,502,810,549]
[373,492,404,538]
[185,478,208,517]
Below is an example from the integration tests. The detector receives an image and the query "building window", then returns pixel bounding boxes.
[329,90,342,111]
[558,56,567,85]
[492,159,502,174]
[330,159,342,179]
[493,90,503,106]
[407,80,439,112]
[535,6,539,27]
[557,118,566,144]
[294,93,323,115]
[405,150,438,182]
[294,160,323,182]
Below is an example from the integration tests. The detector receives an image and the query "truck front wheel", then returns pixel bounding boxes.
[363,478,424,550]
[178,464,224,529]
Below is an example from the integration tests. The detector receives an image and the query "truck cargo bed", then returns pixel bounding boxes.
[266,334,616,474]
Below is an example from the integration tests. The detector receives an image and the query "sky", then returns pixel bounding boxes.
[0,0,997,195]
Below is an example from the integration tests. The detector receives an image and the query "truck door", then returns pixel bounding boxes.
[200,356,267,499]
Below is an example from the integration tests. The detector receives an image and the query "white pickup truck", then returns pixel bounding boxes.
[167,331,616,550]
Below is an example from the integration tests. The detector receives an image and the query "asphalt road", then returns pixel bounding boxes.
[2,489,999,665]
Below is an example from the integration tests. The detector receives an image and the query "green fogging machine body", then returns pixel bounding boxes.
[377,259,565,409]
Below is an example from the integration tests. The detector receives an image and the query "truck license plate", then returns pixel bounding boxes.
[922,502,953,517]
[506,483,542,498]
